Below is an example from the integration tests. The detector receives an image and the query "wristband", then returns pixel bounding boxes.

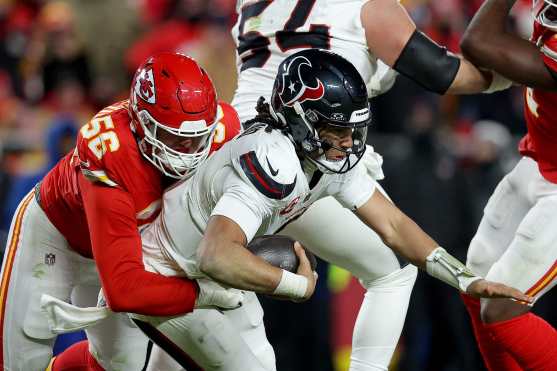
[273,270,308,299]
[484,71,513,94]
[426,247,482,292]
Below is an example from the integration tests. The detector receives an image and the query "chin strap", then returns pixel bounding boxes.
[426,247,482,292]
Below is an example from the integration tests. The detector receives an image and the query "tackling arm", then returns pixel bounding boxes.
[361,0,491,94]
[79,175,199,316]
[460,0,557,90]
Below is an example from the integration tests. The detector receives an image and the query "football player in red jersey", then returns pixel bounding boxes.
[458,1,557,370]
[0,52,242,371]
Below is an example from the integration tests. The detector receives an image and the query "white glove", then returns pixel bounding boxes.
[361,145,385,180]
[195,279,244,310]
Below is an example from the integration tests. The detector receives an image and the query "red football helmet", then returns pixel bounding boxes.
[129,52,218,178]
[534,0,557,31]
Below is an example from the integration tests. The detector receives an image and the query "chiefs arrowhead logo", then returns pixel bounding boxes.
[135,68,156,104]
[279,56,325,107]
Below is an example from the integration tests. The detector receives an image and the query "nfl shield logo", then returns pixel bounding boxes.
[45,253,56,266]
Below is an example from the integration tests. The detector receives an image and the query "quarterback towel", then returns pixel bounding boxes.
[40,294,111,334]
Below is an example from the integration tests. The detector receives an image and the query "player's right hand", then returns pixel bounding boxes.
[293,242,317,302]
[466,279,534,304]
[195,278,244,310]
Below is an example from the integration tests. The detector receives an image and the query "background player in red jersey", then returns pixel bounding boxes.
[459,1,557,370]
[0,52,242,371]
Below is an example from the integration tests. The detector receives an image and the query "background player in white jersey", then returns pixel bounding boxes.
[229,1,512,370]
[139,50,530,370]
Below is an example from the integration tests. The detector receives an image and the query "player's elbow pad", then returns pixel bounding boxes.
[393,30,461,94]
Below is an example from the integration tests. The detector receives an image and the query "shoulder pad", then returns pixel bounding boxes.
[235,132,299,200]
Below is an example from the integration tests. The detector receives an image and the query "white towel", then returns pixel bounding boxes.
[362,145,385,181]
[40,294,112,334]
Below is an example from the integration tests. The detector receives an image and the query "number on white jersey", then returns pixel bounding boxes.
[237,0,330,71]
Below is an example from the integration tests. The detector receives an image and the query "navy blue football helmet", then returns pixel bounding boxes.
[270,49,371,174]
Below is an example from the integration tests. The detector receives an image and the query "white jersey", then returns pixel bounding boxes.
[141,124,376,278]
[231,0,397,121]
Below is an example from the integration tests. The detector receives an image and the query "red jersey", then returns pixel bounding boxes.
[38,100,241,315]
[519,22,557,183]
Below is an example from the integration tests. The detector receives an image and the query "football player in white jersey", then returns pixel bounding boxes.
[138,50,530,370]
[229,1,512,370]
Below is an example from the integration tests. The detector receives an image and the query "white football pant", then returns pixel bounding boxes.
[467,157,557,303]
[282,194,417,371]
[139,291,275,371]
[0,190,151,371]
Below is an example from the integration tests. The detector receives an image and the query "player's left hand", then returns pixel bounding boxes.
[466,279,534,304]
[195,279,244,310]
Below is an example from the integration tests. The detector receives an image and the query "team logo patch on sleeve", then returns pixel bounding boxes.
[240,151,296,200]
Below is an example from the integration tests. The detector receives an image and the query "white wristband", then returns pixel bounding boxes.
[426,247,482,292]
[484,71,513,94]
[273,270,308,299]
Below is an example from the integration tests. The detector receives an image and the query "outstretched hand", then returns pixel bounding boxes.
[466,279,533,304]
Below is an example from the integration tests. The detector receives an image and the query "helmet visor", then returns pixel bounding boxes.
[155,125,212,154]
[137,109,217,178]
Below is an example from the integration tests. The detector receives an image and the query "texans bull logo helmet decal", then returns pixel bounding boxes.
[278,56,325,107]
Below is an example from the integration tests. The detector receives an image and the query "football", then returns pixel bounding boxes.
[246,235,317,272]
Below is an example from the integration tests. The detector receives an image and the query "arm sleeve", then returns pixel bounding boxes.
[330,163,377,211]
[78,174,198,316]
[211,170,271,242]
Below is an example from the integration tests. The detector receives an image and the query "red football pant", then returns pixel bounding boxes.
[485,312,557,371]
[461,294,522,371]
[49,340,104,371]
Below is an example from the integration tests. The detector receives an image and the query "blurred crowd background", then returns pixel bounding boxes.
[1,0,555,370]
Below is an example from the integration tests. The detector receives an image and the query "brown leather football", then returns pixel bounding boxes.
[246,235,317,272]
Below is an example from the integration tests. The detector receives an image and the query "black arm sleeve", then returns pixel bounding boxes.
[393,30,461,94]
